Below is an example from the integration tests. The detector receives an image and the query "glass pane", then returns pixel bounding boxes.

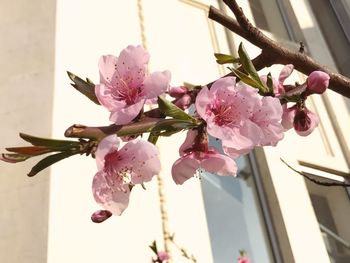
[305,178,350,262]
[201,138,274,262]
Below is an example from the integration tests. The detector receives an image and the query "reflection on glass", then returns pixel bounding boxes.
[201,138,274,262]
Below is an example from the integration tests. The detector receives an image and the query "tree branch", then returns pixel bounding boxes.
[209,3,350,98]
[281,159,350,187]
[64,118,161,140]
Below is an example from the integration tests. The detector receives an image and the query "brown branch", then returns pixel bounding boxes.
[281,158,350,187]
[209,3,350,98]
[64,118,161,140]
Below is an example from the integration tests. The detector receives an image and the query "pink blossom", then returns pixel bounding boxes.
[306,71,329,95]
[95,45,171,125]
[172,130,237,185]
[92,135,160,216]
[195,77,284,158]
[157,251,170,261]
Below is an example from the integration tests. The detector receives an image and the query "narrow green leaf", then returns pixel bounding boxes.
[214,53,239,64]
[230,67,262,89]
[238,43,269,93]
[19,133,80,149]
[266,72,274,93]
[28,151,78,177]
[151,119,197,133]
[149,240,158,255]
[238,43,260,82]
[157,96,195,122]
[67,71,100,105]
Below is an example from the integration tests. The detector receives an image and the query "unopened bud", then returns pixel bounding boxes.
[91,209,112,223]
[174,94,192,110]
[306,71,329,95]
[293,108,319,136]
[168,86,187,98]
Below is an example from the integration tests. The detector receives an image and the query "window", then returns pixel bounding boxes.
[201,137,276,262]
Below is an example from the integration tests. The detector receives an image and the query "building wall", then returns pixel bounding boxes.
[0,0,56,262]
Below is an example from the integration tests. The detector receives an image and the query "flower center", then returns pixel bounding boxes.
[210,100,239,126]
[104,151,133,191]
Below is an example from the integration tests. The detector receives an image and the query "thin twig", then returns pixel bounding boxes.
[280,158,350,187]
[209,2,350,98]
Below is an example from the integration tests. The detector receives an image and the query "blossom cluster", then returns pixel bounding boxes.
[89,45,329,222]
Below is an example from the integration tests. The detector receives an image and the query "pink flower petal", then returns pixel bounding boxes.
[195,86,211,119]
[171,154,200,185]
[116,45,150,78]
[251,96,284,146]
[279,64,294,84]
[179,129,198,156]
[281,105,296,130]
[222,145,252,158]
[143,70,171,99]
[95,135,120,171]
[92,171,130,216]
[210,77,236,95]
[201,153,237,176]
[220,126,254,152]
[95,83,126,112]
[109,99,145,125]
[118,139,161,184]
[98,55,118,86]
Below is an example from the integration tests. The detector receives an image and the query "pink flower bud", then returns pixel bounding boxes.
[168,86,187,98]
[91,210,112,223]
[306,71,329,95]
[174,94,192,109]
[157,251,170,261]
[293,108,319,136]
[238,256,250,263]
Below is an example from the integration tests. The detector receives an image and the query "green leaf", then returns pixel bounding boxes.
[266,72,274,93]
[149,240,158,255]
[238,43,260,82]
[151,119,197,133]
[237,43,269,92]
[20,133,80,149]
[28,151,78,177]
[67,71,100,105]
[214,53,239,64]
[157,96,195,122]
[230,67,262,89]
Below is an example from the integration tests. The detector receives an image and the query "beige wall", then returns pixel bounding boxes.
[0,0,56,262]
